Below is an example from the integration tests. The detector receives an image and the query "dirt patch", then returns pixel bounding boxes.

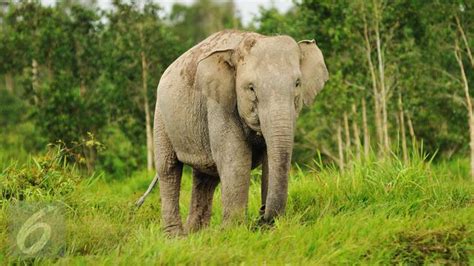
[390,225,472,264]
[184,50,201,86]
[243,37,256,53]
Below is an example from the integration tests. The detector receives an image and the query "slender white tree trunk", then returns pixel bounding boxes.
[141,50,154,171]
[32,59,39,105]
[455,40,474,180]
[337,124,345,171]
[469,116,474,181]
[456,15,474,69]
[406,113,416,144]
[140,25,154,171]
[398,92,408,163]
[373,0,390,154]
[343,112,351,159]
[363,15,383,151]
[362,98,370,158]
[352,104,361,160]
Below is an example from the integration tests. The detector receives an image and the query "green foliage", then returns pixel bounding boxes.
[0,89,24,128]
[0,90,45,168]
[96,125,139,178]
[169,0,241,45]
[0,1,189,176]
[391,226,470,264]
[0,151,472,264]
[2,0,472,172]
[38,74,86,144]
[255,0,474,163]
[0,121,44,170]
[288,153,472,221]
[1,1,472,264]
[0,146,81,203]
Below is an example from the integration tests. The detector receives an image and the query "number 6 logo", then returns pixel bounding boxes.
[16,206,56,255]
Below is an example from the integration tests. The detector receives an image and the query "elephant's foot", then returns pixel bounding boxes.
[256,205,277,229]
[184,215,209,233]
[163,223,185,237]
[259,204,266,217]
[222,207,248,228]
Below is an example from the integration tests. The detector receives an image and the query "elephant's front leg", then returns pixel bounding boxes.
[219,153,251,222]
[207,101,252,223]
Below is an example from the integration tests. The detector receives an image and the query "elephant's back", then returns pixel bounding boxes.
[160,30,257,90]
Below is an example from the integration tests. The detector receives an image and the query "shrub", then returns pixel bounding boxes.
[0,146,81,203]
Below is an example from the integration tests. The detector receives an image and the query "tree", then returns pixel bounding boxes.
[454,11,474,179]
[169,0,240,46]
[103,0,182,171]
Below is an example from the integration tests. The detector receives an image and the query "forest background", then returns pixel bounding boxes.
[1,0,473,175]
[0,0,473,264]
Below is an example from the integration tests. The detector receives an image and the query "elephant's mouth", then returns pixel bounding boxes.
[247,122,261,133]
[240,112,261,133]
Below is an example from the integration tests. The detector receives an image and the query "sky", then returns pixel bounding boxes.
[41,0,294,25]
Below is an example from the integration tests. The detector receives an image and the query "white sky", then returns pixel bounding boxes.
[41,0,294,25]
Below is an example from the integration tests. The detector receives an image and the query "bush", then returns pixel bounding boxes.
[0,146,81,203]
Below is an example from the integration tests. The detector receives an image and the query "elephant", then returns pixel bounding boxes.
[137,30,328,236]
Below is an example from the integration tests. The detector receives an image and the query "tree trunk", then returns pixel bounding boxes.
[343,111,351,159]
[398,92,408,163]
[32,59,39,105]
[455,39,474,180]
[337,124,345,171]
[373,0,390,154]
[5,72,14,93]
[406,113,416,144]
[395,108,400,151]
[141,51,153,171]
[362,98,370,158]
[455,16,474,180]
[363,15,383,152]
[352,104,361,160]
[140,25,154,171]
[85,145,96,174]
[469,116,474,181]
[455,15,474,69]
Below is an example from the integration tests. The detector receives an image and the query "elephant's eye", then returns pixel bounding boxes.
[295,79,301,88]
[248,83,255,92]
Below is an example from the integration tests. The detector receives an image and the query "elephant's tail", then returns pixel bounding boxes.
[135,173,159,209]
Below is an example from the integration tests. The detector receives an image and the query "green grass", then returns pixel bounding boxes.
[0,148,473,264]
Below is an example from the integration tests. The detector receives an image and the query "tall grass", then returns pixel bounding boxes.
[0,148,472,264]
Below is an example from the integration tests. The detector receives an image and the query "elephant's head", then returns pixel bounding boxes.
[196,34,329,221]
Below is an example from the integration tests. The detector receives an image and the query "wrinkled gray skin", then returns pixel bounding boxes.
[151,30,328,236]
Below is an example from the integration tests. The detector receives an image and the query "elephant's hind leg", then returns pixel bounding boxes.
[157,158,183,236]
[155,111,184,236]
[185,170,220,233]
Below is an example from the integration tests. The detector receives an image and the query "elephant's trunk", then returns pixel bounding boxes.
[260,102,295,222]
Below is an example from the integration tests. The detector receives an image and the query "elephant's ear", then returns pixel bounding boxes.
[195,49,236,112]
[298,40,329,108]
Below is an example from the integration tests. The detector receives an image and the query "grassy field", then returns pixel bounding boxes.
[0,148,473,264]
